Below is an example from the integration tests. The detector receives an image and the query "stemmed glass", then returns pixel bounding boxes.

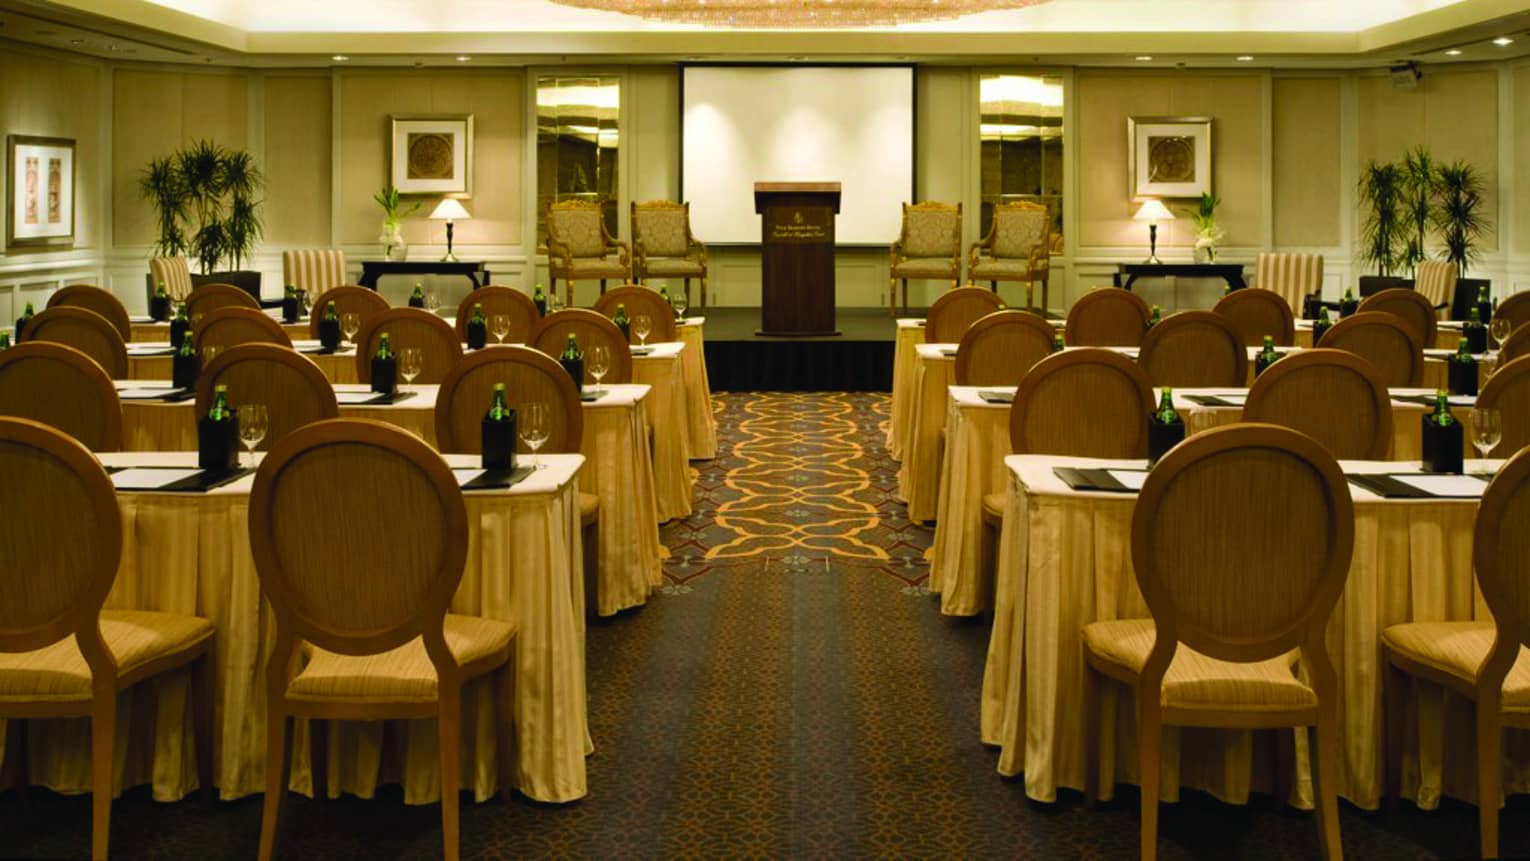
[633,314,652,347]
[490,313,511,345]
[671,290,689,322]
[547,291,565,314]
[340,312,361,349]
[424,292,442,315]
[1473,408,1502,465]
[588,344,610,395]
[520,402,550,469]
[399,347,423,393]
[236,404,267,469]
[1491,317,1512,351]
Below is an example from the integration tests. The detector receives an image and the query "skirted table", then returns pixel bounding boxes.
[888,318,926,460]
[1295,318,1469,351]
[127,341,359,385]
[3,451,592,805]
[678,318,718,461]
[632,342,695,522]
[116,381,665,618]
[980,454,1519,812]
[897,342,956,522]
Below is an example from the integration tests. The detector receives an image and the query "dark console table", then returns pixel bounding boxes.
[358,260,490,290]
[1113,263,1247,292]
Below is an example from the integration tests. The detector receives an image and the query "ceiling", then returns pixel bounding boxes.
[1,0,1528,68]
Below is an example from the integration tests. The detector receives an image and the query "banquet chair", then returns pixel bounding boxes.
[435,346,601,608]
[1381,445,1530,858]
[0,342,123,451]
[186,283,260,320]
[1476,356,1530,456]
[281,249,348,304]
[148,255,195,302]
[47,285,133,341]
[454,286,540,345]
[1415,259,1458,312]
[1499,325,1530,364]
[249,418,514,861]
[969,200,1052,312]
[193,307,294,353]
[308,286,389,340]
[0,416,214,860]
[1065,287,1152,347]
[195,345,338,450]
[925,286,1004,344]
[1081,423,1353,861]
[1242,349,1394,460]
[594,285,678,344]
[953,310,1055,387]
[546,199,630,308]
[1254,252,1324,314]
[631,200,708,310]
[888,201,962,314]
[1138,310,1249,388]
[1213,287,1295,347]
[354,308,463,386]
[1317,311,1424,388]
[1358,288,1438,349]
[1494,292,1530,338]
[530,309,632,386]
[21,306,128,379]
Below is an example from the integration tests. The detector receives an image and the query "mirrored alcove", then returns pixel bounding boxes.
[978,74,1065,252]
[535,75,621,250]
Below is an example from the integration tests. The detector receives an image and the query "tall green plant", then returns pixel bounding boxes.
[137,157,187,257]
[138,140,265,274]
[220,150,264,271]
[1358,160,1404,278]
[1400,146,1437,276]
[1434,160,1487,279]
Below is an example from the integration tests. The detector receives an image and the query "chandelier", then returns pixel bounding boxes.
[552,0,1050,28]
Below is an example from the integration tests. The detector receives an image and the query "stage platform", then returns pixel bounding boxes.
[700,307,902,392]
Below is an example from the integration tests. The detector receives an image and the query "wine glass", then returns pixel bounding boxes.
[588,344,610,394]
[424,292,442,315]
[520,401,550,469]
[1491,317,1512,351]
[633,314,652,346]
[671,290,689,322]
[548,291,565,313]
[236,404,267,468]
[399,347,423,393]
[1482,352,1501,381]
[1473,407,1502,462]
[490,313,511,344]
[340,312,361,348]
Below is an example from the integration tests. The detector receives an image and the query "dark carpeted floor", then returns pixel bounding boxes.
[0,392,1517,859]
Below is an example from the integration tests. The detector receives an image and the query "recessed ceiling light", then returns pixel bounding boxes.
[1493,36,1514,46]
[1135,55,1153,61]
[456,55,471,62]
[1445,48,1463,56]
[1235,55,1254,61]
[332,54,349,61]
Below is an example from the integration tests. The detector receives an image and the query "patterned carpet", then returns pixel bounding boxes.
[0,393,1516,858]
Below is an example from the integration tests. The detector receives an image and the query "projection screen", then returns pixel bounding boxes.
[681,65,915,245]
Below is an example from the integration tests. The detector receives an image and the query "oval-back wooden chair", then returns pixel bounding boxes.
[953,310,1056,386]
[193,307,294,353]
[248,418,513,861]
[925,286,1004,344]
[1242,348,1394,460]
[1493,291,1530,340]
[185,283,259,320]
[1358,288,1439,350]
[0,416,214,861]
[354,308,464,385]
[1316,311,1424,388]
[1082,423,1353,861]
[0,342,123,451]
[47,285,132,341]
[1476,355,1530,456]
[1137,310,1249,388]
[1010,347,1156,456]
[434,346,584,456]
[454,286,540,345]
[1381,445,1530,857]
[21,306,128,379]
[1500,324,1530,364]
[593,285,678,344]
[529,309,633,386]
[195,344,338,451]
[308,286,389,340]
[1213,287,1296,347]
[1065,288,1152,347]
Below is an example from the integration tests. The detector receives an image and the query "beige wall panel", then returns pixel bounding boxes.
[1517,65,1530,255]
[0,51,103,253]
[630,66,680,204]
[1075,73,1171,249]
[179,73,247,150]
[1272,77,1342,248]
[1166,75,1264,249]
[112,69,185,247]
[336,73,434,246]
[264,76,332,247]
[1423,70,1498,252]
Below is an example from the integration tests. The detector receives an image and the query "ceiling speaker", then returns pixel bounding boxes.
[1390,63,1421,89]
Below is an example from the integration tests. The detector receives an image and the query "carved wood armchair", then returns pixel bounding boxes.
[969,201,1052,313]
[888,201,962,315]
[546,199,630,307]
[631,200,709,309]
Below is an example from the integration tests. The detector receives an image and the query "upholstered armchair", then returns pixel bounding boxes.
[148,255,195,302]
[632,200,709,309]
[888,202,961,314]
[281,249,348,304]
[968,201,1052,313]
[546,200,630,307]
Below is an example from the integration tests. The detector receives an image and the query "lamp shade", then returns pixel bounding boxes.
[429,198,472,221]
[1132,199,1173,222]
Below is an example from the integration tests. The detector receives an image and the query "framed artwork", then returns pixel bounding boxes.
[6,135,76,249]
[390,114,474,196]
[1127,116,1212,199]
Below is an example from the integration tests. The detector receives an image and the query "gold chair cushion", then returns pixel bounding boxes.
[891,257,958,279]
[551,210,606,258]
[636,209,690,257]
[992,208,1049,259]
[970,258,1040,279]
[1382,621,1530,709]
[288,614,514,704]
[981,492,1007,527]
[903,210,960,258]
[557,258,629,279]
[578,491,600,527]
[0,610,213,703]
[642,257,705,277]
[1082,619,1315,711]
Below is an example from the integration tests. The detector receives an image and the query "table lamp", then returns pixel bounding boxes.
[430,198,472,262]
[1132,199,1174,264]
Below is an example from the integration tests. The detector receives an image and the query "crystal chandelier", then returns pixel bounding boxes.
[552,0,1050,28]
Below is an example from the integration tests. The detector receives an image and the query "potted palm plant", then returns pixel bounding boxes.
[1357,160,1406,296]
[1400,146,1437,280]
[1189,192,1223,263]
[1434,159,1491,318]
[139,140,266,303]
[373,185,420,261]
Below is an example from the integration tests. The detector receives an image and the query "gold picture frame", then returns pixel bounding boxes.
[6,135,76,249]
[1127,116,1212,199]
[389,114,474,196]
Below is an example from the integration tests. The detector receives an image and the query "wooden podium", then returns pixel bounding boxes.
[754,182,841,336]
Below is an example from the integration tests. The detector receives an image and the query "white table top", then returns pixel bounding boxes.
[898,318,927,330]
[115,379,651,411]
[632,341,684,360]
[915,343,958,360]
[126,339,358,357]
[948,384,1482,414]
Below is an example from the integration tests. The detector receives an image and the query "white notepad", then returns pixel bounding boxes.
[111,468,202,490]
[1390,474,1488,498]
[335,391,383,405]
[116,388,180,401]
[1106,469,1150,490]
[451,468,485,486]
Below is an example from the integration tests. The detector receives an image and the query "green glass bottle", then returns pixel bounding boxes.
[172,329,200,389]
[1477,283,1493,327]
[150,279,172,321]
[1448,336,1479,396]
[0,332,11,351]
[481,382,518,470]
[559,333,584,393]
[1255,335,1280,377]
[1422,390,1464,474]
[1155,389,1179,425]
[532,283,548,317]
[466,302,488,350]
[1464,302,1488,353]
[198,384,239,472]
[371,333,397,394]
[318,301,341,350]
[1339,287,1358,318]
[408,281,426,308]
[1051,333,1065,353]
[1312,306,1333,345]
[14,302,34,342]
[169,302,191,349]
[1148,305,1162,327]
[613,303,631,342]
[281,283,302,323]
[1148,388,1184,466]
